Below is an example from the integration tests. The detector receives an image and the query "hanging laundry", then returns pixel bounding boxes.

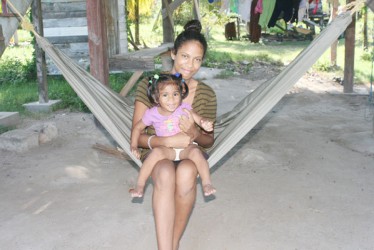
[298,0,307,22]
[230,0,239,13]
[220,0,231,13]
[267,0,298,28]
[255,0,263,14]
[238,0,252,23]
[258,0,276,29]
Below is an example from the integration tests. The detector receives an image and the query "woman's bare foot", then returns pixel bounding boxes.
[129,185,145,198]
[203,184,216,196]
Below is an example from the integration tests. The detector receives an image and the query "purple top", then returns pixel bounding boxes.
[142,103,192,137]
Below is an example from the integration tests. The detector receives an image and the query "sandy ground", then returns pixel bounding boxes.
[1,71,374,250]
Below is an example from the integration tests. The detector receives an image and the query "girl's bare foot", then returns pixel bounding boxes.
[129,185,144,198]
[203,184,216,196]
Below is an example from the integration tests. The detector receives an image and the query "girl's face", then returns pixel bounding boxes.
[171,40,204,82]
[157,84,182,116]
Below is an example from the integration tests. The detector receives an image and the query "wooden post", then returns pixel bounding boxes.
[343,0,356,93]
[32,0,49,103]
[1,0,7,14]
[86,0,109,86]
[105,0,119,57]
[330,0,339,66]
[193,0,201,21]
[0,25,5,56]
[162,0,174,43]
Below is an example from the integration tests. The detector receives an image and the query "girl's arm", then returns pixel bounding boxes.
[130,119,147,158]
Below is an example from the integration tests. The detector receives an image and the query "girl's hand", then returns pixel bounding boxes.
[200,119,213,132]
[131,147,141,159]
[179,109,199,141]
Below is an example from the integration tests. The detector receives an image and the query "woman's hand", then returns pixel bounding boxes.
[179,109,199,141]
[165,133,192,148]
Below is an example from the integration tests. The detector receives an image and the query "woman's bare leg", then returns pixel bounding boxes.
[172,159,198,250]
[151,159,176,250]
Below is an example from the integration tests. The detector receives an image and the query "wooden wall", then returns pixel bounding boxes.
[41,0,126,74]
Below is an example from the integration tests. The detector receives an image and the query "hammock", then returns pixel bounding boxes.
[7,0,356,168]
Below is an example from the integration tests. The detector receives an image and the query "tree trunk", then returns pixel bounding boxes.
[343,0,356,93]
[363,5,368,50]
[135,0,140,45]
[330,0,339,66]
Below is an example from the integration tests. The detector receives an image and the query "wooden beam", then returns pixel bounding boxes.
[343,0,356,93]
[161,0,187,19]
[32,0,49,103]
[119,70,143,97]
[162,0,174,29]
[86,0,109,86]
[0,25,5,56]
[367,0,374,12]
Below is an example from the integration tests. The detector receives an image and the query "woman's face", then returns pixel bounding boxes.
[171,40,204,82]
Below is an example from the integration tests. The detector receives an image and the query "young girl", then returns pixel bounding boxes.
[130,73,216,198]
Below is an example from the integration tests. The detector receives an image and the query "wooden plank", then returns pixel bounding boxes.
[109,56,154,71]
[119,70,143,97]
[43,17,87,28]
[42,2,86,12]
[120,42,173,59]
[0,13,16,17]
[42,11,86,19]
[42,0,84,3]
[43,26,87,37]
[47,35,87,44]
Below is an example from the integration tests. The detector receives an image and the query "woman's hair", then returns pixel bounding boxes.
[147,73,189,105]
[173,20,208,58]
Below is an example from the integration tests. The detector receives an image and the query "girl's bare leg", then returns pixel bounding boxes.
[151,159,176,250]
[130,147,175,197]
[172,159,198,250]
[180,146,216,196]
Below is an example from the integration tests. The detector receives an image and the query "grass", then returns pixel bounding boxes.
[0,18,373,117]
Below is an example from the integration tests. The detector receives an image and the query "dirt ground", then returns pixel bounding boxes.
[1,70,374,250]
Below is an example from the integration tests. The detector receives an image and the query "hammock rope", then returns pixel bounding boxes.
[6,0,357,168]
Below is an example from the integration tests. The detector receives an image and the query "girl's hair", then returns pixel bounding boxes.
[147,73,189,105]
[173,20,208,58]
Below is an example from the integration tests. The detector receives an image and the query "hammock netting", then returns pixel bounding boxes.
[25,10,354,168]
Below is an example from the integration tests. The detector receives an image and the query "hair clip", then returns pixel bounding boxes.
[174,73,181,78]
[149,74,160,84]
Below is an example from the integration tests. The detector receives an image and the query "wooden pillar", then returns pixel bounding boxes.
[1,0,7,14]
[343,0,356,93]
[32,0,49,103]
[105,0,119,57]
[86,0,109,86]
[162,0,174,43]
[0,25,5,56]
[330,0,339,66]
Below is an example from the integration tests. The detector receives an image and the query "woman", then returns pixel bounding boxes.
[132,20,217,250]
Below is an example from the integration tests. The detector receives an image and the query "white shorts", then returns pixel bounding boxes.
[173,142,198,161]
[173,148,183,161]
